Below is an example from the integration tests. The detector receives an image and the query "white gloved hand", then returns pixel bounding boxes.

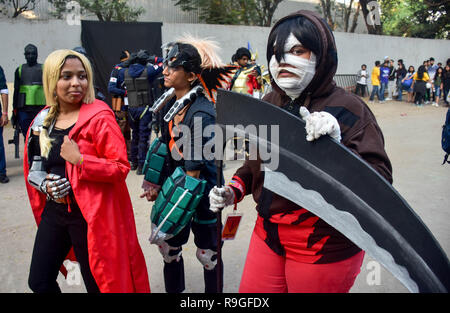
[299,106,341,142]
[209,185,235,213]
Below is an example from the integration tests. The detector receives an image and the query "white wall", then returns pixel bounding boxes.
[334,32,450,78]
[0,19,81,80]
[1,18,449,83]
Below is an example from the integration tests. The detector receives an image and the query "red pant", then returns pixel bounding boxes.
[239,230,365,293]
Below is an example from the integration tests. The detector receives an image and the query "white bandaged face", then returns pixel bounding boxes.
[269,33,316,100]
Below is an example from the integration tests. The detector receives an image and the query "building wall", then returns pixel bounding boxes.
[1,19,449,85]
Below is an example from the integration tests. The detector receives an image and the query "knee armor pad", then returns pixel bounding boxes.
[196,248,217,270]
[150,167,207,243]
[158,241,182,263]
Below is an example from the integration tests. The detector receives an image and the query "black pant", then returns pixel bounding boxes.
[28,201,99,293]
[163,221,223,293]
[355,83,367,97]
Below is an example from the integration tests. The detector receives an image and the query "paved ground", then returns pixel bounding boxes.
[0,99,448,293]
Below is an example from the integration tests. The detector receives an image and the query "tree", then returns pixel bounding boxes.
[49,0,145,22]
[358,0,383,34]
[381,0,449,39]
[317,0,361,32]
[173,0,283,26]
[0,0,38,18]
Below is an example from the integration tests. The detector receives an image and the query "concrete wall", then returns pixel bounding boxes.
[0,19,81,80]
[334,32,450,82]
[1,19,449,84]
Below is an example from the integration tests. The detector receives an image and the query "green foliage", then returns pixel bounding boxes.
[173,0,283,26]
[0,0,38,18]
[381,0,449,39]
[49,0,145,22]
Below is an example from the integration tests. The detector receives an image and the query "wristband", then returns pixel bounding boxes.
[2,112,7,115]
[228,176,246,203]
[78,155,84,166]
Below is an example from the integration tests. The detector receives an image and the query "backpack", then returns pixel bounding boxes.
[442,108,450,164]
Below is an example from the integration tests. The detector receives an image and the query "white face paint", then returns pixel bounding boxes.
[269,33,317,100]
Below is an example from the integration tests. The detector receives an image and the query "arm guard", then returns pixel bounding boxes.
[149,167,207,244]
[27,156,49,195]
[142,137,168,189]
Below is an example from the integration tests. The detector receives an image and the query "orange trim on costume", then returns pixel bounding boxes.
[168,120,184,158]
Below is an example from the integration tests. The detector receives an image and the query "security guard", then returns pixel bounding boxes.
[124,50,163,174]
[13,44,45,137]
[108,50,131,159]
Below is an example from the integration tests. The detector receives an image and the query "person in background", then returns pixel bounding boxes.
[386,59,396,100]
[108,50,132,158]
[427,57,438,104]
[13,44,46,138]
[442,62,450,107]
[355,64,368,98]
[369,61,381,103]
[402,66,415,103]
[230,47,262,97]
[395,62,407,102]
[379,59,390,103]
[124,50,164,174]
[0,65,9,183]
[433,67,444,107]
[411,65,430,106]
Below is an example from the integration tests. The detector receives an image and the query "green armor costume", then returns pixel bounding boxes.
[150,167,207,243]
[142,137,168,186]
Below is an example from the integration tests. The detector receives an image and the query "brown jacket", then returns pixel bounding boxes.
[231,10,393,262]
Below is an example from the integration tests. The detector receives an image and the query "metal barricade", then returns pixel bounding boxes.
[334,74,358,93]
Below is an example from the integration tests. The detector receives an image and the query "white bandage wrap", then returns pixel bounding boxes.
[269,33,316,100]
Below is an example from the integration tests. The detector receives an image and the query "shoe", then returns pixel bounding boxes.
[130,162,138,171]
[136,165,144,175]
[0,174,9,184]
[385,97,392,101]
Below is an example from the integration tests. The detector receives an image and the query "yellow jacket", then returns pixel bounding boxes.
[371,67,380,86]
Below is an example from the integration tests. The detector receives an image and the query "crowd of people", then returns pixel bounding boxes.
[0,9,444,294]
[356,57,450,107]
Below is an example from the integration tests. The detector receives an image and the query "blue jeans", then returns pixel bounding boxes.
[369,85,380,101]
[434,86,441,100]
[379,82,388,101]
[0,126,6,175]
[128,106,152,166]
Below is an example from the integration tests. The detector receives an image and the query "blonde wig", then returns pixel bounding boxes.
[40,49,95,158]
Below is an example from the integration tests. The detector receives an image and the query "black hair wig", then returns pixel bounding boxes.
[267,16,322,66]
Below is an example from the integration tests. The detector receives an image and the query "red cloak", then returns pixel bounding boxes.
[23,99,150,293]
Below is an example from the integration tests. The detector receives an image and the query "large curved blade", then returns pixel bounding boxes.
[215,89,450,293]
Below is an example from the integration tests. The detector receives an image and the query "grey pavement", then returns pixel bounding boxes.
[0,99,448,293]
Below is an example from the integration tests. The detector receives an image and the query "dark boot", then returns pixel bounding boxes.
[0,174,9,184]
[136,164,144,175]
[204,259,223,293]
[163,257,185,293]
